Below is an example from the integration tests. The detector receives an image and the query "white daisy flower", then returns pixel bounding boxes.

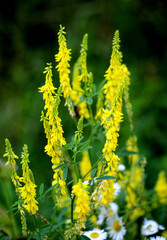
[150,237,167,240]
[96,206,108,225]
[109,202,119,216]
[83,228,107,240]
[106,215,126,240]
[97,202,119,225]
[118,164,126,171]
[113,182,121,196]
[141,218,165,236]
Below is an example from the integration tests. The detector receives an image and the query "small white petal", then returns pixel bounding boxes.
[118,164,125,171]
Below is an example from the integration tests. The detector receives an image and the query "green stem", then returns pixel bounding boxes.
[4,181,18,239]
[48,207,57,237]
[88,104,95,165]
[71,195,75,224]
[33,215,41,240]
[73,150,79,181]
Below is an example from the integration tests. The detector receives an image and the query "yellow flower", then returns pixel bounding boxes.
[80,150,92,179]
[100,180,116,206]
[72,179,90,225]
[19,145,38,215]
[19,180,38,215]
[72,35,90,119]
[155,171,167,204]
[55,25,74,116]
[40,64,67,197]
[103,31,130,109]
[3,138,20,187]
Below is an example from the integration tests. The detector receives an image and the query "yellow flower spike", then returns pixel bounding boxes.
[55,25,75,117]
[4,139,28,236]
[80,150,92,179]
[18,145,38,215]
[72,34,90,119]
[79,33,89,83]
[40,75,67,199]
[4,138,20,187]
[95,88,104,119]
[72,179,90,226]
[103,30,130,110]
[155,171,167,204]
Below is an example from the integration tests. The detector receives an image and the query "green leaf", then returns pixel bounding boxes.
[67,179,74,185]
[96,176,116,180]
[39,183,44,196]
[52,218,70,230]
[80,146,92,151]
[27,231,37,240]
[63,166,68,180]
[53,163,67,171]
[86,97,93,105]
[91,168,97,178]
[69,162,80,166]
[80,236,91,240]
[35,232,42,240]
[118,150,138,157]
[43,183,58,196]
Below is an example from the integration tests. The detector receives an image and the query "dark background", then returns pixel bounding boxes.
[0,0,167,197]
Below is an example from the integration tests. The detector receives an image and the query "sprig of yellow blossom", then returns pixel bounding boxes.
[4,139,28,236]
[18,145,38,215]
[72,34,90,118]
[124,136,147,221]
[72,179,90,228]
[55,25,75,117]
[155,171,167,204]
[39,64,67,200]
[95,31,130,206]
[80,150,92,180]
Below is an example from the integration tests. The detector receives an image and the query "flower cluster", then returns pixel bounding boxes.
[72,34,90,119]
[55,25,74,116]
[18,145,38,215]
[72,179,90,227]
[39,64,67,197]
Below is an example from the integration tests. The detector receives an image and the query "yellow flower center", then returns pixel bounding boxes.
[113,220,122,232]
[90,232,100,238]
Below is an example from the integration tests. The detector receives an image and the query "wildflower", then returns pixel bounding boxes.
[100,180,116,205]
[72,34,90,118]
[83,228,107,240]
[3,138,20,187]
[149,237,167,240]
[96,206,108,225]
[4,139,28,236]
[113,182,121,196]
[97,202,118,225]
[18,145,38,215]
[155,171,167,204]
[80,150,92,179]
[39,63,56,120]
[55,25,74,116]
[103,30,130,109]
[126,135,139,164]
[95,89,104,119]
[141,218,165,236]
[106,215,126,240]
[72,58,90,119]
[72,179,90,226]
[117,164,125,171]
[40,65,67,197]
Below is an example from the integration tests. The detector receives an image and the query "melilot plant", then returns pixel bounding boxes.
[2,25,167,240]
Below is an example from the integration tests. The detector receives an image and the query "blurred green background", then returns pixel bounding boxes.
[0,0,167,229]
